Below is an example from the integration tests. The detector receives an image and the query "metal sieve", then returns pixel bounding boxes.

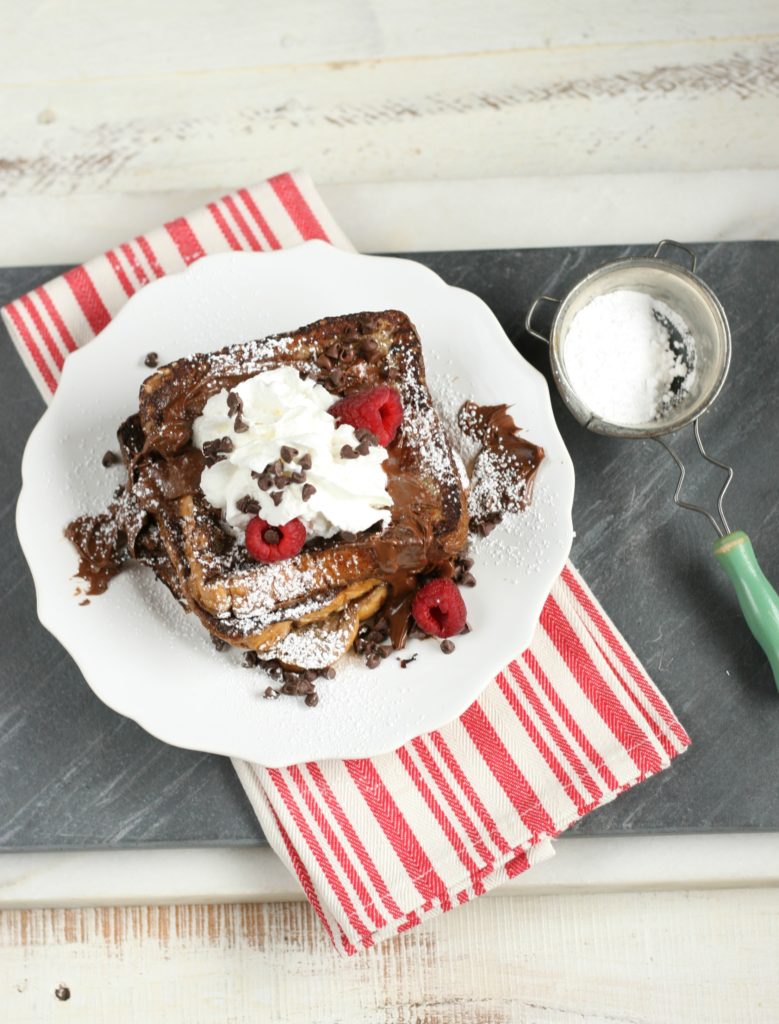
[526,240,779,690]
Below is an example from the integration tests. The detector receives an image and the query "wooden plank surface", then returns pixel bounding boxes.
[2,890,778,1022]
[1,9,777,197]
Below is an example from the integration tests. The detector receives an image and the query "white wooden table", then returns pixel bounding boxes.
[2,3,779,1020]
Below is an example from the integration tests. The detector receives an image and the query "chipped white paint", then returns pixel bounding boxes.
[1,890,778,1022]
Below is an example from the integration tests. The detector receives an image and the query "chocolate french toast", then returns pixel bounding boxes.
[67,311,475,690]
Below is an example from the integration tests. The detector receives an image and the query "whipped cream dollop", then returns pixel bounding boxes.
[191,366,392,538]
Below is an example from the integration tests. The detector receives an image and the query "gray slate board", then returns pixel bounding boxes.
[1,243,777,852]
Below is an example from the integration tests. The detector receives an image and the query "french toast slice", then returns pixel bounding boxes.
[117,310,469,670]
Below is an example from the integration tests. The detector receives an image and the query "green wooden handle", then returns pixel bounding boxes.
[713,531,779,692]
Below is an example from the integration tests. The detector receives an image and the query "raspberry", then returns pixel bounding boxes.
[330,386,403,447]
[245,516,306,563]
[411,578,467,639]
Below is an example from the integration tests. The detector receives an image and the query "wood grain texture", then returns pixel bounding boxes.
[1,890,778,1022]
[1,32,778,196]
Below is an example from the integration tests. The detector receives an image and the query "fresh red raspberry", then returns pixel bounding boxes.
[245,516,306,563]
[329,386,403,447]
[411,578,467,639]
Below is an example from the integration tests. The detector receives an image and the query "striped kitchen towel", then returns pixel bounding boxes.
[3,170,690,954]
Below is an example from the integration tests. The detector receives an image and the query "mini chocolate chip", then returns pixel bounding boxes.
[353,638,367,655]
[460,622,472,635]
[263,527,281,544]
[325,344,340,360]
[356,440,371,456]
[271,491,284,506]
[341,531,356,543]
[256,474,272,491]
[323,667,336,680]
[226,391,243,416]
[461,572,477,587]
[315,354,332,370]
[305,692,320,707]
[378,644,392,659]
[460,557,474,571]
[144,351,158,368]
[298,453,312,471]
[366,651,381,669]
[102,450,118,467]
[289,470,306,484]
[362,338,378,355]
[280,445,297,463]
[441,639,456,654]
[243,651,258,668]
[55,985,71,1002]
[301,483,316,501]
[479,520,497,537]
[263,687,279,700]
[271,459,284,475]
[329,368,344,387]
[340,444,357,459]
[367,629,386,644]
[202,436,234,461]
[274,474,288,488]
[211,636,228,652]
[340,347,355,364]
[234,415,249,433]
[236,495,260,515]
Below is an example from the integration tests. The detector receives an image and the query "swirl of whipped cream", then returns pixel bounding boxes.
[191,366,392,538]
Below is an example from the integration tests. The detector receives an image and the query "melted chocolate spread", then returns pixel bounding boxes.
[458,402,545,532]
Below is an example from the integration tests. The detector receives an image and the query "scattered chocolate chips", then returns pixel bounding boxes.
[54,985,71,1002]
[271,459,284,475]
[301,483,316,501]
[280,445,298,463]
[270,491,284,506]
[366,651,381,669]
[262,527,281,544]
[340,444,358,459]
[341,531,356,543]
[263,686,279,700]
[202,436,234,465]
[243,651,258,668]
[299,453,312,471]
[460,622,472,635]
[316,354,332,370]
[274,474,288,489]
[356,440,371,456]
[398,654,418,669]
[290,470,306,484]
[339,346,355,364]
[361,338,378,357]
[253,471,273,491]
[211,636,228,652]
[322,667,336,680]
[305,692,320,707]
[144,351,158,368]
[236,495,260,515]
[325,344,340,360]
[441,639,456,654]
[101,450,119,467]
[460,572,477,588]
[329,368,344,387]
[234,414,249,433]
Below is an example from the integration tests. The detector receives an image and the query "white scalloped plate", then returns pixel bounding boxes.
[17,242,574,766]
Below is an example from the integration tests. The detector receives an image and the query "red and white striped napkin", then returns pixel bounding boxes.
[4,170,690,954]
